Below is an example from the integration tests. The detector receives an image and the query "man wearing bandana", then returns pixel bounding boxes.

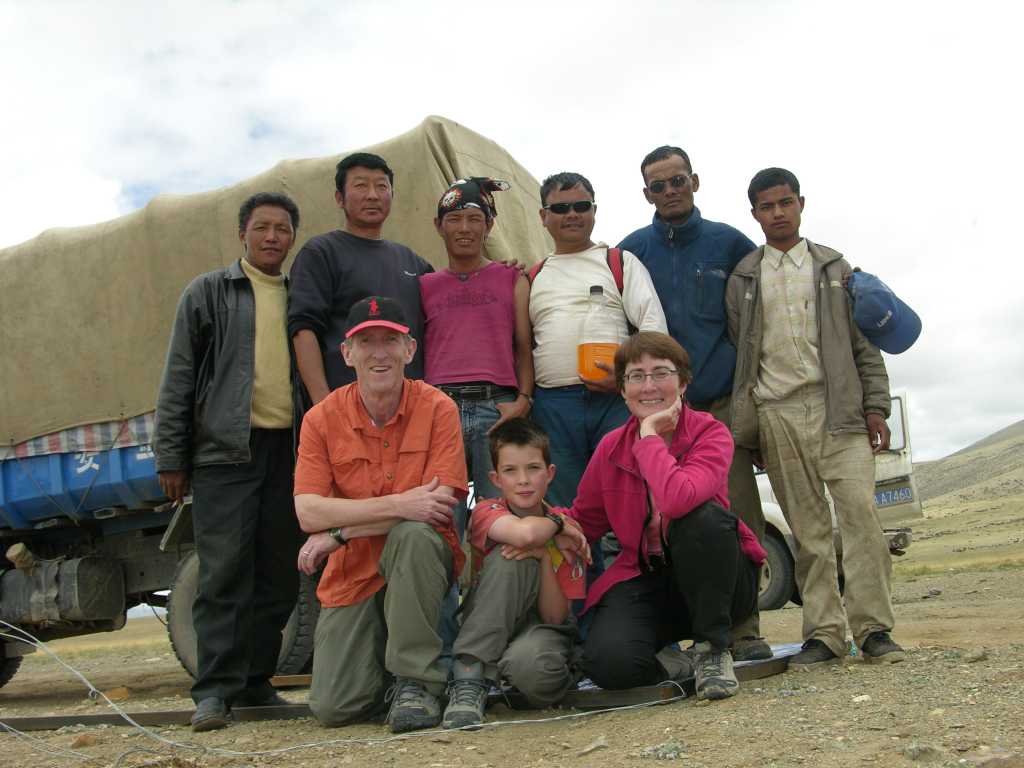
[419,178,535,668]
[420,178,535,540]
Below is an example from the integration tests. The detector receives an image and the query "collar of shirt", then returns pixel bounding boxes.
[350,380,412,432]
[764,238,809,270]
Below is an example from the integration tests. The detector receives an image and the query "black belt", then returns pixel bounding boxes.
[438,382,517,401]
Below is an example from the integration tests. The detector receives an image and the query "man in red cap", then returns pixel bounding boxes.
[293,296,468,733]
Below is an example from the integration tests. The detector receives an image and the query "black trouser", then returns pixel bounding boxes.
[190,428,300,704]
[582,501,758,690]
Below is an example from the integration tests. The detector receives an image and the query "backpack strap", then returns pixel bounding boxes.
[605,247,625,294]
[606,247,637,335]
[527,257,548,284]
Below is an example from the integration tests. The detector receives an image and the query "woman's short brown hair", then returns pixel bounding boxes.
[614,331,693,389]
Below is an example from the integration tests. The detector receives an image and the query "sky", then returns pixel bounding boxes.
[1,0,1021,461]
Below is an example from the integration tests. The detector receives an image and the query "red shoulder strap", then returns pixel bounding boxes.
[606,247,624,294]
[527,257,548,284]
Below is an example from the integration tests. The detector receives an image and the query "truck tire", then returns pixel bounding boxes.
[758,533,796,611]
[0,655,22,689]
[167,551,319,679]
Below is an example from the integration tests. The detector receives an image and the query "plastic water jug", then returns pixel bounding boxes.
[577,285,621,380]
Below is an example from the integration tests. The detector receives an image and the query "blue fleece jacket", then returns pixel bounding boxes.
[619,207,755,405]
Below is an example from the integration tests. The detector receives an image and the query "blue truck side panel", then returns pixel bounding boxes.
[0,445,164,530]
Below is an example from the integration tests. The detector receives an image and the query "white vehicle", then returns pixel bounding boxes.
[757,392,918,611]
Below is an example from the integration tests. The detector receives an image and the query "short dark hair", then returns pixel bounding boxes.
[614,331,693,389]
[640,145,692,180]
[540,172,595,206]
[747,167,801,206]
[489,417,551,467]
[238,192,300,233]
[335,152,394,196]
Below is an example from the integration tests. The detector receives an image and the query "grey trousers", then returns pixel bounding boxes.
[696,394,766,639]
[454,548,578,707]
[309,521,453,727]
[757,389,895,657]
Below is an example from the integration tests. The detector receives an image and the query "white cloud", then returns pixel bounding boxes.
[1,0,1022,459]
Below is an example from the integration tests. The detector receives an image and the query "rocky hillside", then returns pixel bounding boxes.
[914,419,1024,503]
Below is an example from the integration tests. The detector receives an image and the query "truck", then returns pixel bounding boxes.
[0,116,551,690]
[756,391,919,611]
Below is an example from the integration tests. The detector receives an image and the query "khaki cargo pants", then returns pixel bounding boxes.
[309,521,453,727]
[756,387,895,657]
[454,548,578,708]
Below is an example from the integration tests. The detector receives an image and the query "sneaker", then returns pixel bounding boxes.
[385,678,442,733]
[788,639,840,670]
[860,632,906,664]
[731,636,773,662]
[692,642,738,701]
[191,697,231,732]
[443,678,489,729]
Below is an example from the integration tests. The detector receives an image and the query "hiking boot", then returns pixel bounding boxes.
[191,697,231,732]
[731,636,774,662]
[788,639,840,670]
[443,678,489,729]
[385,678,442,733]
[860,632,906,664]
[692,642,738,701]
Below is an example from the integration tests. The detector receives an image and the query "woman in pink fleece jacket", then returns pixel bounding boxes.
[568,332,766,702]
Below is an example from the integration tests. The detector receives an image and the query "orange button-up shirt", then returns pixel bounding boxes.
[294,379,468,608]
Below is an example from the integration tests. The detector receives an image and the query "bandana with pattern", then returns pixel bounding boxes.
[437,177,511,221]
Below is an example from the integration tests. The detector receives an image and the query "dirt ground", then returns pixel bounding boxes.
[2,499,1023,768]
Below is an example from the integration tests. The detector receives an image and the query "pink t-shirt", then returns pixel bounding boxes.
[419,262,519,387]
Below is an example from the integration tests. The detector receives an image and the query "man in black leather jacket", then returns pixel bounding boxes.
[155,191,303,732]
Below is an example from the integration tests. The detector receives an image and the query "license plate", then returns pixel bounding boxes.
[875,484,914,508]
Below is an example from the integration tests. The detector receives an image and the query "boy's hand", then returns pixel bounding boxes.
[554,525,592,564]
[580,361,618,393]
[500,544,547,561]
[487,395,532,434]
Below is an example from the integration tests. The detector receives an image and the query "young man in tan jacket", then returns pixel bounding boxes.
[726,167,904,669]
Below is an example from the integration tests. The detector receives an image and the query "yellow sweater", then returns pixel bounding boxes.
[240,259,293,428]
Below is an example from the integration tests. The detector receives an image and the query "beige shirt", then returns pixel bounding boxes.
[754,239,823,403]
[240,259,293,428]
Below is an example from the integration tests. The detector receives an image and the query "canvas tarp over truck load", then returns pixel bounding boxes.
[0,116,551,451]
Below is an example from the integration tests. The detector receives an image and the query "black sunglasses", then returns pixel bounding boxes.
[544,200,595,215]
[647,175,690,194]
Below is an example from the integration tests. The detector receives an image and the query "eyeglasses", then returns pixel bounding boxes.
[647,175,691,194]
[623,368,678,385]
[543,200,595,215]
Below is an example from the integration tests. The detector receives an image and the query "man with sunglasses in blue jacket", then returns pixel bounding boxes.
[619,147,770,662]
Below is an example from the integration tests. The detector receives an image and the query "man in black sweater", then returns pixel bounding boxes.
[289,153,433,405]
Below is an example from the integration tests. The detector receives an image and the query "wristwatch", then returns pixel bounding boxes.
[518,391,534,407]
[329,527,348,546]
[544,511,565,535]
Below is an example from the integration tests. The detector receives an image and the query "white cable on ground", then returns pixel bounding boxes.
[1,619,687,765]
[0,722,93,762]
